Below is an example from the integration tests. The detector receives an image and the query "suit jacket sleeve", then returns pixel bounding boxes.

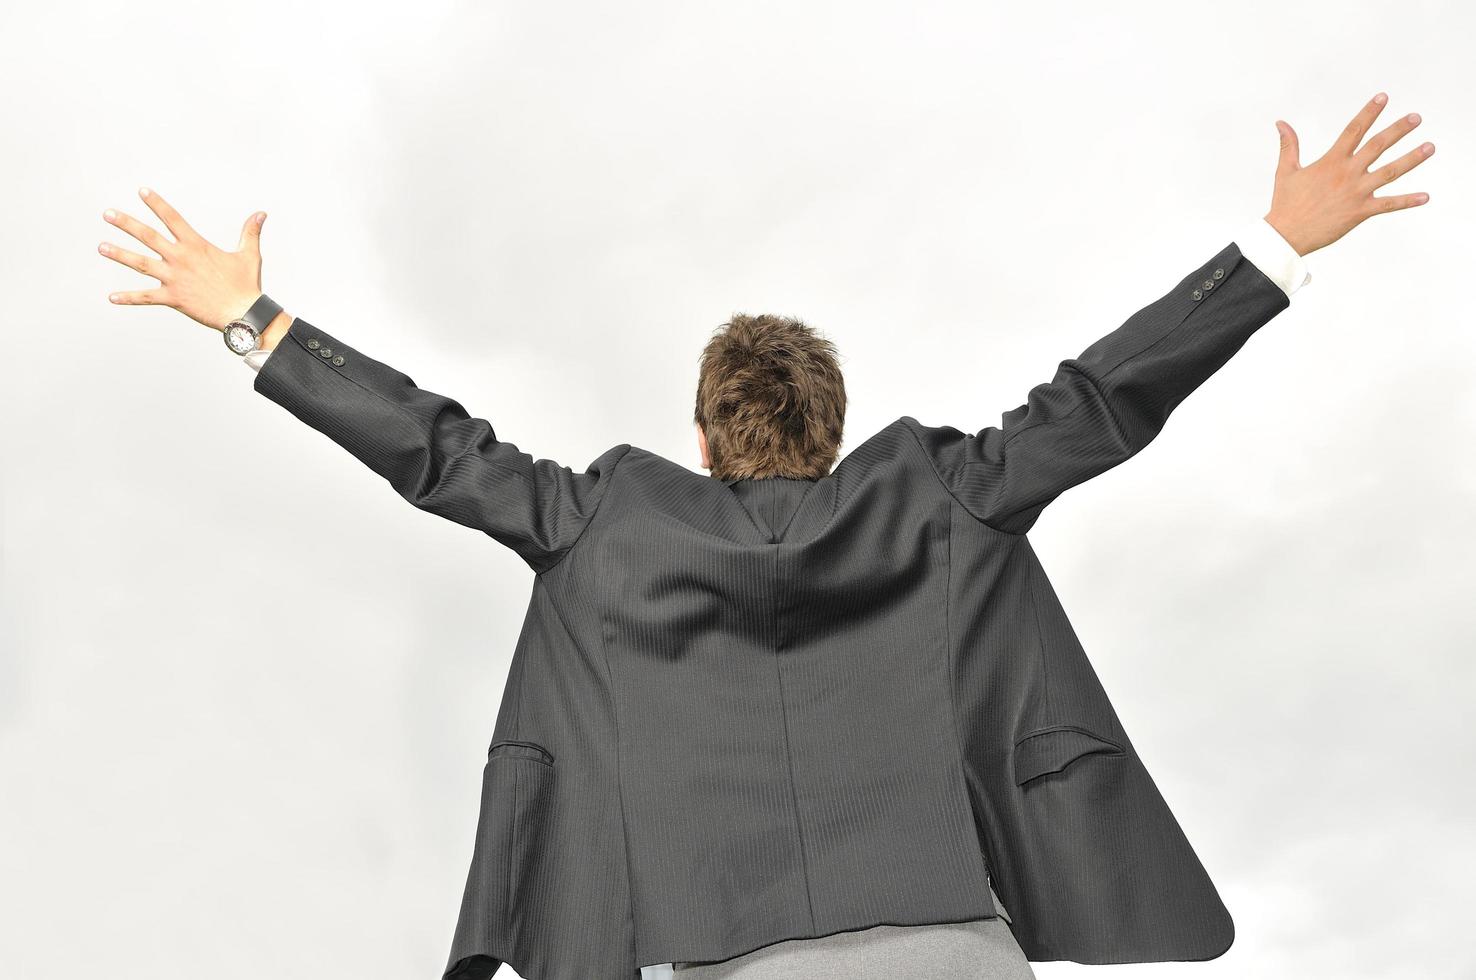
[252,316,631,573]
[904,238,1293,535]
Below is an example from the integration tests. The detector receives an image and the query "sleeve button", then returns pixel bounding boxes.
[306,338,321,349]
[331,355,345,366]
[1203,279,1215,289]
[1212,268,1224,279]
[319,347,333,358]
[1191,288,1203,300]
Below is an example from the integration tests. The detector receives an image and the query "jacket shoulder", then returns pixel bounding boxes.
[830,415,927,475]
[887,415,1014,530]
[853,414,960,488]
[613,444,703,481]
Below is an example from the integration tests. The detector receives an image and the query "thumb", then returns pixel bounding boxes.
[238,210,266,255]
[1274,120,1301,174]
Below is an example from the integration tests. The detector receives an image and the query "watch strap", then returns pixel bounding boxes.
[240,293,283,333]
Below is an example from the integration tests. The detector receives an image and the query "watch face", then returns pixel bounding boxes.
[224,321,259,355]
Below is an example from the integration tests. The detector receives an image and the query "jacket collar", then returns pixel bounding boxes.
[719,475,818,486]
[720,475,820,541]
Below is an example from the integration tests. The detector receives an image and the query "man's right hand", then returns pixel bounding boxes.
[99,186,281,337]
[1264,92,1435,257]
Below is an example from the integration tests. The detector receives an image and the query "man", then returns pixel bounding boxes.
[101,92,1433,980]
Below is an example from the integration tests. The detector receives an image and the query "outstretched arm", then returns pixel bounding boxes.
[905,91,1434,535]
[248,317,629,573]
[98,190,629,573]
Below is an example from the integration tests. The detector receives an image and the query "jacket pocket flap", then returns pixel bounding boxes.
[488,738,555,766]
[1012,726,1123,785]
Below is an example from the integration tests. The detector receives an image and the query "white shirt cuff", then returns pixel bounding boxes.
[1233,217,1311,298]
[243,347,272,373]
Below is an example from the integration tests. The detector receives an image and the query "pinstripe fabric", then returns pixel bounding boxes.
[251,240,1290,980]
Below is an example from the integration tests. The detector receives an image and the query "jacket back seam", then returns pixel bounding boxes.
[539,558,641,972]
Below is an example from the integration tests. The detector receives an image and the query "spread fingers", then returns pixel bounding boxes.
[1367,140,1436,188]
[137,187,203,245]
[102,207,173,256]
[1356,111,1423,168]
[97,240,166,282]
[1333,93,1389,158]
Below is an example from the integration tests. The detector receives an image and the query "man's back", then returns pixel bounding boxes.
[551,434,1010,966]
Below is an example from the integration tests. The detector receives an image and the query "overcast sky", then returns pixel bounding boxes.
[2,2,1471,978]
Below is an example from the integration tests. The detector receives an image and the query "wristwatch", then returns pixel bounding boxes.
[222,293,285,355]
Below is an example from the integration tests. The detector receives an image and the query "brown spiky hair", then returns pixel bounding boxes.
[693,312,847,481]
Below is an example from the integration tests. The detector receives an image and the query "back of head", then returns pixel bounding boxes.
[694,313,847,481]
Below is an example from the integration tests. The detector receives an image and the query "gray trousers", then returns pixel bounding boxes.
[639,883,1036,980]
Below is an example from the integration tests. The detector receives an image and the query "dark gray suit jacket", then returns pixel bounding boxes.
[252,240,1290,980]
